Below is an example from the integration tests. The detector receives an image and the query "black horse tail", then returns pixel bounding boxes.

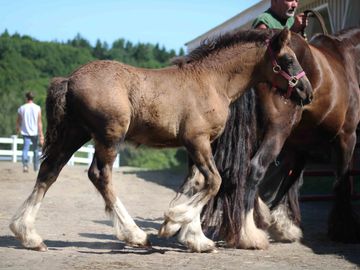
[201,88,262,244]
[42,77,69,159]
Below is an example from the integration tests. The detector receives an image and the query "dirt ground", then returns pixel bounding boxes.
[0,162,359,270]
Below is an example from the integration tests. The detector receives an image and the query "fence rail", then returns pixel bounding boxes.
[0,135,119,167]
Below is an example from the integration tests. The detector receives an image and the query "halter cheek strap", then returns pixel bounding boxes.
[266,39,306,98]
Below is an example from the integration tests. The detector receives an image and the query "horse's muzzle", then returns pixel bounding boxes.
[296,87,313,105]
[294,79,313,105]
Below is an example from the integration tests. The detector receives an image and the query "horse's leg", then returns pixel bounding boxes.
[255,196,272,230]
[269,181,303,243]
[10,127,90,251]
[265,152,305,242]
[239,125,296,249]
[159,136,220,252]
[88,141,149,247]
[328,131,360,242]
[180,163,205,196]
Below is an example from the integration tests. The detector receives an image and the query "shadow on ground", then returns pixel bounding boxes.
[121,168,186,192]
[0,216,187,254]
[300,201,360,266]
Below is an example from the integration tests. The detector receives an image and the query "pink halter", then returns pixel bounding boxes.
[266,39,306,98]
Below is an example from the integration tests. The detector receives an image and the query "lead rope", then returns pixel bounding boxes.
[301,9,329,40]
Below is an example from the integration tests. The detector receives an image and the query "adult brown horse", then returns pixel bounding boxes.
[200,27,360,249]
[9,29,312,253]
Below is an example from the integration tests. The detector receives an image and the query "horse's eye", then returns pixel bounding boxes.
[282,57,294,68]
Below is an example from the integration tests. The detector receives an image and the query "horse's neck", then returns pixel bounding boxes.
[203,44,265,102]
[343,29,360,80]
[309,31,360,86]
[337,28,360,54]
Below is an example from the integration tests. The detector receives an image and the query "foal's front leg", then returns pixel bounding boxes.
[159,137,221,252]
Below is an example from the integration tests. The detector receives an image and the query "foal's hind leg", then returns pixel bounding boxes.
[180,164,205,195]
[10,128,90,251]
[88,141,149,247]
[328,132,360,242]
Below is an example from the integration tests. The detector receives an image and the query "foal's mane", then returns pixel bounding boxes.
[173,29,272,67]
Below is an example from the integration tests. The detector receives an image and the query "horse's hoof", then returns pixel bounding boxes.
[268,223,302,242]
[31,242,48,252]
[328,206,360,243]
[187,239,216,253]
[237,240,269,250]
[158,219,181,238]
[328,219,360,243]
[236,228,269,250]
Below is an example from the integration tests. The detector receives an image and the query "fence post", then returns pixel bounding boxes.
[68,156,74,166]
[114,153,120,168]
[88,145,94,166]
[11,135,18,163]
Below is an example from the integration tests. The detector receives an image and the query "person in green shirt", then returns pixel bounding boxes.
[252,0,307,32]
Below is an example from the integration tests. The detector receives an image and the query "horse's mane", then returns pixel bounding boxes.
[309,27,360,67]
[173,29,272,66]
[334,27,360,39]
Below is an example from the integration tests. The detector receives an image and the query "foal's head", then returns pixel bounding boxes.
[260,28,313,105]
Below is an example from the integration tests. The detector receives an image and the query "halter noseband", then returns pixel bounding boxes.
[266,39,306,98]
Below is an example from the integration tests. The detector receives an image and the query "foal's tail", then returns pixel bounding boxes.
[42,77,69,159]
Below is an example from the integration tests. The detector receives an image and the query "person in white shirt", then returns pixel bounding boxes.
[16,91,44,172]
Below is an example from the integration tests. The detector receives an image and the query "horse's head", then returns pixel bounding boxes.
[262,28,313,105]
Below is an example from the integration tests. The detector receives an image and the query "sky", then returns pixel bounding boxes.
[0,0,260,52]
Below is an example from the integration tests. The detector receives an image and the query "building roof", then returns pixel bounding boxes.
[185,0,270,52]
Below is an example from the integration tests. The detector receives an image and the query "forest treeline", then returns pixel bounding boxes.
[0,30,187,169]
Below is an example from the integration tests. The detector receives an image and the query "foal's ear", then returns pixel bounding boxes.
[271,28,291,53]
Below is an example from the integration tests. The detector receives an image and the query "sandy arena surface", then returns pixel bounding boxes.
[0,162,359,270]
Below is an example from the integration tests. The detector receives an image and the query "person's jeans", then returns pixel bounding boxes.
[22,135,40,171]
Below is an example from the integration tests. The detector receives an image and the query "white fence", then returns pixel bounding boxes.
[0,135,119,167]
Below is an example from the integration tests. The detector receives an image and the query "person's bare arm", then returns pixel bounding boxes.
[255,23,268,30]
[38,110,44,146]
[16,114,21,135]
[291,13,308,33]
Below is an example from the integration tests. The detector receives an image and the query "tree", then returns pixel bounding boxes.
[93,39,108,59]
[68,33,92,50]
[0,31,187,170]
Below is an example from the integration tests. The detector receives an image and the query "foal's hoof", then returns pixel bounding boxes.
[158,218,181,238]
[123,230,151,248]
[131,238,152,249]
[31,242,48,252]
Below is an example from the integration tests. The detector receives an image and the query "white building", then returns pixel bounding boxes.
[186,0,360,52]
